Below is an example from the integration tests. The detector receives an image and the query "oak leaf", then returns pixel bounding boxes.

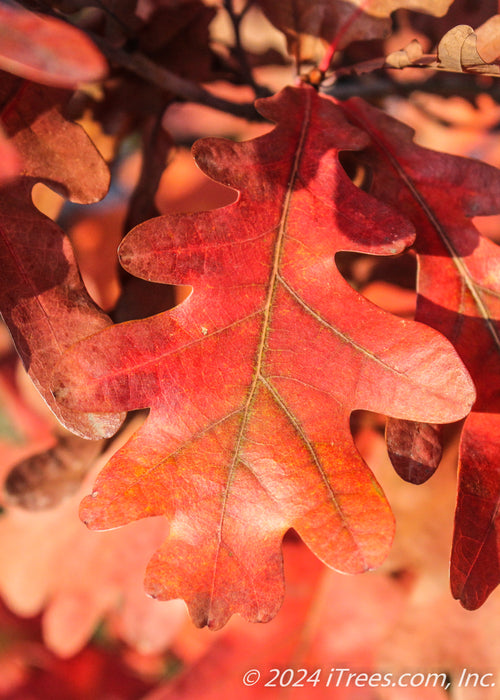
[339,97,500,609]
[0,3,107,88]
[436,23,500,76]
[0,75,125,439]
[0,417,186,658]
[0,355,55,489]
[147,542,409,700]
[53,85,474,629]
[255,0,453,56]
[0,126,20,184]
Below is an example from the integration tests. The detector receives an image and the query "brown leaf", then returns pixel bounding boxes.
[4,433,106,511]
[0,74,125,438]
[255,0,453,58]
[436,24,500,77]
[385,39,424,68]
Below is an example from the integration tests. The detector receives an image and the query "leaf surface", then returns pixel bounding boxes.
[435,22,500,77]
[255,0,454,53]
[53,86,474,628]
[340,97,500,608]
[0,417,186,658]
[147,542,408,700]
[0,125,20,184]
[0,3,107,88]
[0,75,124,438]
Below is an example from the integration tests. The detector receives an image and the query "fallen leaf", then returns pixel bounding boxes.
[0,3,107,87]
[53,86,474,629]
[0,74,125,439]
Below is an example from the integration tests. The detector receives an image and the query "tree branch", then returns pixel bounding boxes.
[223,0,269,98]
[90,35,262,121]
[323,71,500,104]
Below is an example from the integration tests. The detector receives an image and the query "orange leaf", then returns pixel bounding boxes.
[0,4,107,88]
[53,86,474,629]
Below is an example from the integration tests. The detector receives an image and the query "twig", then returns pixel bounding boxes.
[223,0,269,98]
[90,34,262,121]
[91,0,136,39]
[322,71,500,103]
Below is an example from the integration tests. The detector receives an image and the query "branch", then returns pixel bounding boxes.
[322,71,500,104]
[91,35,262,121]
[223,0,270,98]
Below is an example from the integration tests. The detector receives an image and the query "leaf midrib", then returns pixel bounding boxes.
[207,89,314,617]
[343,101,500,358]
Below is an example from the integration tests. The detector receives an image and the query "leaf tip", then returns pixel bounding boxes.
[79,492,101,528]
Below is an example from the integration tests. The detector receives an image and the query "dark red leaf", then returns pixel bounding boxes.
[340,96,500,608]
[0,75,124,438]
[386,420,443,484]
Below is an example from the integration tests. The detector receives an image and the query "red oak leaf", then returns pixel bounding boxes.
[0,125,20,184]
[0,417,186,658]
[340,97,500,608]
[0,75,124,439]
[146,542,410,700]
[0,3,107,88]
[0,355,55,490]
[255,0,454,57]
[53,86,474,629]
